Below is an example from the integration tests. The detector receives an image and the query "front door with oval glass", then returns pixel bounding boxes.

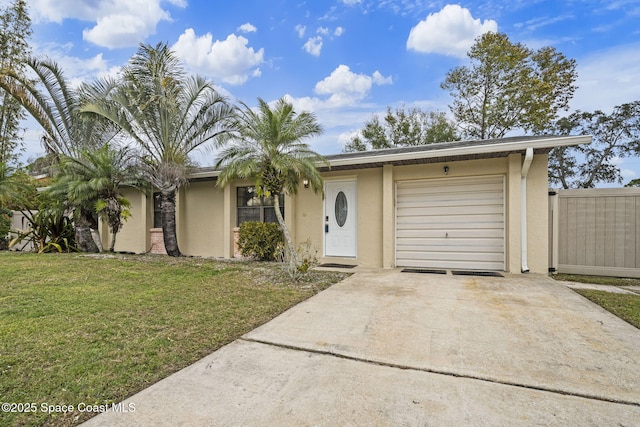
[324,180,357,257]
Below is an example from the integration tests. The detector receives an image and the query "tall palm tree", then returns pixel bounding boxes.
[49,145,141,252]
[0,57,116,251]
[81,43,234,256]
[215,97,325,268]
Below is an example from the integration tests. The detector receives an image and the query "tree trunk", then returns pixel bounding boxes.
[161,189,181,257]
[76,210,99,253]
[273,194,297,268]
[109,232,117,252]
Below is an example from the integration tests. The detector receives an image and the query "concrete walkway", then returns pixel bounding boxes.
[84,270,640,426]
[559,280,640,294]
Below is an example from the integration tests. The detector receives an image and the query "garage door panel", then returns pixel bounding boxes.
[397,213,504,225]
[397,258,505,271]
[397,197,503,209]
[398,178,502,191]
[397,250,504,262]
[397,239,504,249]
[396,229,504,239]
[396,176,505,270]
[398,205,504,217]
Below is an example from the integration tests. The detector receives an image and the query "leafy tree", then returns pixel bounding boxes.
[81,43,234,256]
[441,32,577,139]
[0,161,38,209]
[0,161,17,202]
[215,97,325,270]
[0,57,117,251]
[344,106,459,152]
[0,0,31,165]
[48,145,141,252]
[0,161,16,247]
[549,101,640,188]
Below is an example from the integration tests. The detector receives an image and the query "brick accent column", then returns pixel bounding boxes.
[149,228,167,255]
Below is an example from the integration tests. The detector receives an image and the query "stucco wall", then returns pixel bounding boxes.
[177,181,225,257]
[114,187,151,254]
[526,153,549,274]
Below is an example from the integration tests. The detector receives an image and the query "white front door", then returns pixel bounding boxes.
[324,180,357,257]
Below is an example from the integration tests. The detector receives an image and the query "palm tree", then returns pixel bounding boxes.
[81,43,234,256]
[49,145,141,252]
[215,97,325,268]
[0,57,114,251]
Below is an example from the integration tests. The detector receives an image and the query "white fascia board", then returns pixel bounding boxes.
[189,169,220,180]
[325,135,591,168]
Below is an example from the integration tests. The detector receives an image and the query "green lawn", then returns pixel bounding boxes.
[0,252,348,427]
[552,273,640,287]
[573,289,640,329]
[552,274,640,329]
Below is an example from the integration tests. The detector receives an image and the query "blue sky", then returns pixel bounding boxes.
[12,0,640,183]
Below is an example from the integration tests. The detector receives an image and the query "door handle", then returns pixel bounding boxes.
[325,223,329,233]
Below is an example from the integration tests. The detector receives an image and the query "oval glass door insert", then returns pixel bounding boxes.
[335,191,348,227]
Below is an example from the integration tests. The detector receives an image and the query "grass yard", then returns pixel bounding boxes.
[0,252,349,427]
[552,273,640,287]
[573,289,640,329]
[552,274,640,329]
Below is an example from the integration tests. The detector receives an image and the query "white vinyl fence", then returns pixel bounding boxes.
[549,187,640,278]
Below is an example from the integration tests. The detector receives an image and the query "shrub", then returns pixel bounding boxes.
[275,238,319,281]
[9,208,76,253]
[238,221,284,261]
[0,208,10,250]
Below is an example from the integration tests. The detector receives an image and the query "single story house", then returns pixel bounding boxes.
[109,135,590,274]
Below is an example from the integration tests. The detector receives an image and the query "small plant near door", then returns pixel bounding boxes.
[276,238,319,281]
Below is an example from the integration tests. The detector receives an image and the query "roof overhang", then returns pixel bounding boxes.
[320,135,591,171]
[188,135,591,180]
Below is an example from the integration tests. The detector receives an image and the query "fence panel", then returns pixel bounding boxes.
[549,188,640,278]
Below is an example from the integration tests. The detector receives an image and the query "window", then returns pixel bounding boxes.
[237,186,284,226]
[153,192,162,228]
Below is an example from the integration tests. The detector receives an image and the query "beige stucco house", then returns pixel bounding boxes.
[109,135,590,274]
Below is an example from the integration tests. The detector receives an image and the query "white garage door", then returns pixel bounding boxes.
[396,176,505,270]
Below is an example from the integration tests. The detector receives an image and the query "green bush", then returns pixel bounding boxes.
[9,208,76,253]
[0,208,10,250]
[238,221,284,261]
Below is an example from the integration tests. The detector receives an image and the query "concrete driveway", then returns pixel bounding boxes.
[85,270,640,426]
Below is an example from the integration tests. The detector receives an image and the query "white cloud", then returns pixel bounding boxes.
[335,26,344,36]
[317,27,330,36]
[237,23,257,33]
[30,0,186,48]
[314,64,392,106]
[372,70,393,85]
[303,36,323,56]
[32,41,121,85]
[406,4,498,58]
[172,28,264,85]
[341,0,361,5]
[295,24,306,38]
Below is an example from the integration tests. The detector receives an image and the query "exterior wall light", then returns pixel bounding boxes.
[443,166,449,175]
[303,178,309,188]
